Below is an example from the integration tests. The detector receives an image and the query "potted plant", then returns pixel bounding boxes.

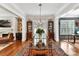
[36,28,45,41]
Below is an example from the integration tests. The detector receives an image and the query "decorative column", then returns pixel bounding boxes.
[17,16,22,32]
[16,16,22,40]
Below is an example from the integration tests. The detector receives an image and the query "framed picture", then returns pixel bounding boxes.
[0,20,11,27]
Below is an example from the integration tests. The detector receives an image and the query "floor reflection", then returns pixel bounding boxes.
[60,41,79,56]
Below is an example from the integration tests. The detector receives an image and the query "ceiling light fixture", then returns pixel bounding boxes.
[39,3,42,23]
[38,3,43,28]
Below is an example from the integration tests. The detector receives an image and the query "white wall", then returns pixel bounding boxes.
[0,17,17,40]
[22,16,26,41]
[11,17,17,40]
[54,17,59,42]
[20,15,60,42]
[0,5,18,41]
[26,15,59,42]
[27,15,54,34]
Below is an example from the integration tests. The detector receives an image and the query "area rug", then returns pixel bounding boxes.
[0,42,13,51]
[16,42,68,56]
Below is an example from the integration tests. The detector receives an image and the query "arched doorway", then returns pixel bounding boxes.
[33,28,47,46]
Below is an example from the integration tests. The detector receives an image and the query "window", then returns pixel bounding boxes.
[34,32,47,46]
[60,20,75,35]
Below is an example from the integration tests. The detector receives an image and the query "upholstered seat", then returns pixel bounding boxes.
[0,33,14,44]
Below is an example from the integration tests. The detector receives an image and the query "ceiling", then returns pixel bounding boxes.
[0,3,78,17]
[14,3,68,16]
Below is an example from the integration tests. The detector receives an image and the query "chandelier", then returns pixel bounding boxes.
[39,3,42,23]
[38,3,43,28]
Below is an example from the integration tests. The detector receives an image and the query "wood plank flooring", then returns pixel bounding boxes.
[0,40,79,56]
[0,40,28,56]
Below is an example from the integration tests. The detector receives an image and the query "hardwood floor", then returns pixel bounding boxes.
[61,41,79,56]
[0,40,28,56]
[0,40,79,56]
